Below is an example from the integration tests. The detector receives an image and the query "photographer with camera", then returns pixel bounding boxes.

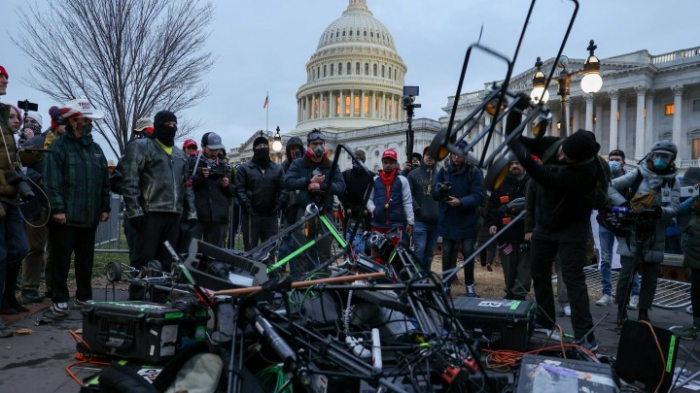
[432,140,485,296]
[122,110,196,301]
[189,132,235,248]
[284,129,345,275]
[234,134,286,250]
[0,67,30,335]
[608,141,680,323]
[44,99,111,317]
[487,157,531,300]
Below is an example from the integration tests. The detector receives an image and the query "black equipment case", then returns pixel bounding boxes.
[452,297,535,351]
[82,301,208,364]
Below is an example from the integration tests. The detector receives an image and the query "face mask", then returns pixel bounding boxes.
[154,125,177,147]
[313,145,325,158]
[653,157,668,170]
[253,147,270,162]
[609,161,621,172]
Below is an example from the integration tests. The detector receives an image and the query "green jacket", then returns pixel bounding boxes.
[43,132,110,227]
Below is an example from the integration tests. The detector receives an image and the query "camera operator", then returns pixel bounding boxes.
[508,126,601,351]
[676,179,700,340]
[189,132,235,248]
[0,67,30,335]
[432,140,485,296]
[608,141,680,322]
[122,111,196,301]
[234,135,286,250]
[487,157,531,300]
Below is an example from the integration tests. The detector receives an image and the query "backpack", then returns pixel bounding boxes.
[541,139,611,210]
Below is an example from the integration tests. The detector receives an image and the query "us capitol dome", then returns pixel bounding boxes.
[292,0,409,134]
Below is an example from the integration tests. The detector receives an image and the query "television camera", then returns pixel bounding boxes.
[603,206,660,237]
[435,181,456,203]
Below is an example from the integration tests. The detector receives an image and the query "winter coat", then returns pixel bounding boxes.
[339,167,374,213]
[191,156,236,223]
[432,163,485,240]
[122,137,196,220]
[596,167,630,228]
[487,173,530,243]
[518,136,598,232]
[43,132,110,228]
[0,104,20,205]
[608,162,680,263]
[367,171,414,228]
[678,197,700,270]
[234,159,287,217]
[284,154,345,212]
[407,163,439,225]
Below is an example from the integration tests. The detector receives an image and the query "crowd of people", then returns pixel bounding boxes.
[0,62,698,345]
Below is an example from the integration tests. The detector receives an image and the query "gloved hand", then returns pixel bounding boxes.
[508,136,529,162]
[129,215,144,232]
[187,217,198,230]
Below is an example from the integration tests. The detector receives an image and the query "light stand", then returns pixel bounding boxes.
[402,86,421,164]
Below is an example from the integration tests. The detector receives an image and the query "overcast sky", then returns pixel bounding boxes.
[3,0,698,159]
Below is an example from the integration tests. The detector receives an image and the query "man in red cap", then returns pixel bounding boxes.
[183,139,198,157]
[367,148,414,244]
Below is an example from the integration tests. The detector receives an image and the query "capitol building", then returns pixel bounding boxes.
[228,0,700,173]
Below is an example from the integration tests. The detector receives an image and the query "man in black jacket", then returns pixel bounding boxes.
[487,157,531,299]
[235,135,287,250]
[339,149,373,234]
[284,130,345,275]
[408,147,439,271]
[190,132,235,247]
[510,128,601,351]
[122,110,196,301]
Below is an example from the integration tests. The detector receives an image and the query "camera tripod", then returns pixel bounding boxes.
[616,220,657,325]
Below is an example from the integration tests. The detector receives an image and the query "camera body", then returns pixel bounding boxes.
[604,206,658,237]
[436,181,455,203]
[195,157,231,180]
[5,169,35,201]
[680,185,699,198]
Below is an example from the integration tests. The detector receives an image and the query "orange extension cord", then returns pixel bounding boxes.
[65,330,111,387]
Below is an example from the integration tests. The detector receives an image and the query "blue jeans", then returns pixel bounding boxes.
[598,226,615,296]
[0,203,29,303]
[412,221,439,271]
[599,226,640,296]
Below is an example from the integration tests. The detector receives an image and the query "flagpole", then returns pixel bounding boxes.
[265,90,269,133]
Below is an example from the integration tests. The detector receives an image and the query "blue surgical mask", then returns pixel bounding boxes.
[653,157,668,170]
[609,161,621,172]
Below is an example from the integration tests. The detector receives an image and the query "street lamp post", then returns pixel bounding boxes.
[533,40,603,137]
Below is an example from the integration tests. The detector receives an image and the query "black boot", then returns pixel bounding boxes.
[638,308,650,322]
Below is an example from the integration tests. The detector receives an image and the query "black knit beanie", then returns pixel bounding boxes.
[562,129,600,161]
[154,111,177,128]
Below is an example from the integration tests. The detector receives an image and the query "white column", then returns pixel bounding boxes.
[595,100,604,148]
[370,91,376,118]
[608,90,619,152]
[360,90,365,118]
[572,102,580,133]
[619,96,628,155]
[672,85,684,160]
[382,93,387,119]
[584,93,595,132]
[350,90,355,117]
[565,100,571,134]
[329,91,335,118]
[305,96,310,121]
[644,90,655,153]
[339,91,345,117]
[635,85,647,160]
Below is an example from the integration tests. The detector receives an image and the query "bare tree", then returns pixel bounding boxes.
[13,0,214,156]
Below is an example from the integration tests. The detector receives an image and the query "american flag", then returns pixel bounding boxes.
[263,95,269,108]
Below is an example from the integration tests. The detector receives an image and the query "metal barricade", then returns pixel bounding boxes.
[94,194,128,253]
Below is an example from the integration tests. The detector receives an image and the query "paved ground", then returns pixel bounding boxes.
[0,286,698,392]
